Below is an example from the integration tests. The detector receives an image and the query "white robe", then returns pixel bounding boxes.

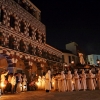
[73,73,81,91]
[58,76,62,92]
[53,76,58,90]
[22,77,27,86]
[1,71,9,93]
[96,73,100,89]
[66,74,74,91]
[22,76,27,91]
[45,72,51,90]
[88,73,95,90]
[11,76,16,85]
[16,73,22,92]
[1,71,9,84]
[61,73,67,92]
[80,73,87,90]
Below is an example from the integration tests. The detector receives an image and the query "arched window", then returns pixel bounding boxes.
[20,21,25,33]
[10,15,15,28]
[29,27,32,37]
[9,35,15,49]
[19,39,25,52]
[0,9,4,22]
[28,43,33,54]
[36,46,39,56]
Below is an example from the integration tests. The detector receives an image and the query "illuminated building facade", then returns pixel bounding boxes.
[0,0,63,77]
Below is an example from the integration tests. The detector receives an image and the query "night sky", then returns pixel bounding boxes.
[31,0,100,55]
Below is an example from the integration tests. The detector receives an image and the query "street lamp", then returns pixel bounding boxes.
[63,63,68,73]
[71,60,74,74]
[71,60,74,64]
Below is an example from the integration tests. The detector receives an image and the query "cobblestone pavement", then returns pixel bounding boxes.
[1,90,100,100]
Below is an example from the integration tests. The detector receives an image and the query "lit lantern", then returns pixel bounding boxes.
[0,82,5,95]
[23,85,27,92]
[36,81,40,87]
[71,60,74,64]
[1,82,5,88]
[52,82,54,85]
[52,77,55,88]
[52,82,54,88]
[72,80,74,84]
[72,80,75,84]
[36,76,42,89]
[22,74,27,92]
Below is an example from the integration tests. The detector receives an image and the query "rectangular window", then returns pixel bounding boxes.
[29,27,32,37]
[68,56,71,63]
[72,56,75,62]
[14,0,18,3]
[10,16,15,28]
[62,55,64,63]
[90,58,92,61]
[20,21,25,33]
[0,9,4,22]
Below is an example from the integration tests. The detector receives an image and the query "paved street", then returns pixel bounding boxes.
[1,90,100,100]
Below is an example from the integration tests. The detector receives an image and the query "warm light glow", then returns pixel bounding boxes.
[1,83,5,88]
[71,60,74,64]
[97,60,100,64]
[72,80,74,84]
[64,63,68,67]
[23,85,26,89]
[20,84,22,87]
[36,82,41,86]
[52,82,54,85]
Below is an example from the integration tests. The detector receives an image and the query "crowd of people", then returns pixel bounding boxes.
[38,69,100,92]
[0,70,27,94]
[1,68,100,94]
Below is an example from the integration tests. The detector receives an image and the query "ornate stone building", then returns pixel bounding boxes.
[0,0,63,77]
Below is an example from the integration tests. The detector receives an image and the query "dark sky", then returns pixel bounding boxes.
[31,0,100,54]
